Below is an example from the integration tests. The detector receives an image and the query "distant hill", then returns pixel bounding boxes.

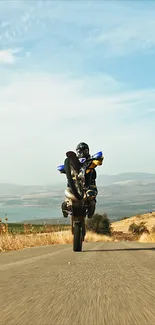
[0,182,64,195]
[0,173,155,194]
[0,173,155,222]
[97,173,155,186]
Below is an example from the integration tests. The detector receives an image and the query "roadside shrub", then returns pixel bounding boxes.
[87,213,112,235]
[136,214,142,219]
[128,222,149,235]
[120,216,128,220]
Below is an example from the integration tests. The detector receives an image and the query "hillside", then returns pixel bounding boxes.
[1,172,155,194]
[97,172,155,186]
[112,212,155,233]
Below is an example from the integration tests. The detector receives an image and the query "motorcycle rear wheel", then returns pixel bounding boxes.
[64,157,84,200]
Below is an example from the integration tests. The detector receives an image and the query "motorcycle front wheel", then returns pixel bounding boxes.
[73,221,85,252]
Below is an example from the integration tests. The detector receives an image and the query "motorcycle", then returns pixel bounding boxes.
[57,150,103,252]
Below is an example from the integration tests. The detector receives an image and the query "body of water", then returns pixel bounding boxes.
[0,204,151,223]
[0,205,107,223]
[0,206,62,223]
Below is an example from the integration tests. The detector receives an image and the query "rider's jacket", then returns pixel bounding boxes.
[59,154,103,192]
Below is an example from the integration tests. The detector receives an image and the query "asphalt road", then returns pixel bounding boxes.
[0,241,155,325]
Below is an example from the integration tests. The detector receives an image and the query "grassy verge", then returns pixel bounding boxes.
[0,231,113,253]
[1,229,154,253]
[1,211,155,252]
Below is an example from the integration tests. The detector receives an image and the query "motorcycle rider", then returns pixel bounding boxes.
[60,142,103,218]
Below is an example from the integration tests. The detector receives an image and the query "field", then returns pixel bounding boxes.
[0,222,70,235]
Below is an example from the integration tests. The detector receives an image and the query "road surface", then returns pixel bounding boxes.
[0,241,155,325]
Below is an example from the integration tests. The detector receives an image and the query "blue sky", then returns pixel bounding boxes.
[0,0,155,185]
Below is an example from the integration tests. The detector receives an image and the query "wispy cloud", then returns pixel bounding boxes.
[0,1,155,184]
[1,1,155,56]
[89,18,155,57]
[0,48,20,64]
[0,70,155,183]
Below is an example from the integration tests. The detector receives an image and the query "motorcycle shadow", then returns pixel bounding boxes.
[82,247,155,252]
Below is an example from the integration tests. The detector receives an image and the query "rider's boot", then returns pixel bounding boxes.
[61,201,69,218]
[86,185,97,218]
[86,185,98,199]
[87,199,96,218]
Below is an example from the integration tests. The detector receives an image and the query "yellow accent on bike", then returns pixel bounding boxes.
[86,156,104,173]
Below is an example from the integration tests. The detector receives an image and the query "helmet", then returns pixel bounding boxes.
[76,142,90,159]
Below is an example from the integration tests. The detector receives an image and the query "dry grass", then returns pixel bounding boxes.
[0,230,113,253]
[0,231,72,253]
[85,232,113,243]
[139,231,155,243]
